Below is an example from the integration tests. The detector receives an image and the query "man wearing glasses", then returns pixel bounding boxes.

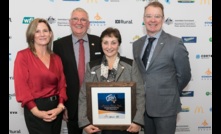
[133,2,191,134]
[53,7,104,134]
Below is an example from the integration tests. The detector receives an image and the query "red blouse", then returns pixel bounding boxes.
[14,48,67,110]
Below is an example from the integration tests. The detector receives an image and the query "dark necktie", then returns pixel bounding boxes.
[142,37,156,68]
[78,39,85,87]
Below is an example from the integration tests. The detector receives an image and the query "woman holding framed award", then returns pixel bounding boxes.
[78,27,145,134]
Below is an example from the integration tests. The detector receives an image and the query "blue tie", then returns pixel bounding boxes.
[142,37,156,68]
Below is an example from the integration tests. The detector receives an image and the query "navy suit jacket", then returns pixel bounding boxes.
[53,34,104,119]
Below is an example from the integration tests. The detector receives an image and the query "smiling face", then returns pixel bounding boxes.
[143,5,164,36]
[102,35,119,59]
[34,22,52,47]
[69,9,90,39]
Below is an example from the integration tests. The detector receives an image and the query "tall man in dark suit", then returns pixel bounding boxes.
[53,7,103,134]
[132,2,191,134]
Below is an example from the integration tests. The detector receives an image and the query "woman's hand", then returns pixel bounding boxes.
[84,124,101,134]
[127,123,141,133]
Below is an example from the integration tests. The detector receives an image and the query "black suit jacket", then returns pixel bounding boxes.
[53,34,103,120]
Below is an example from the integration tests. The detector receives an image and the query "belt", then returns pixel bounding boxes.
[49,95,58,101]
[35,95,58,102]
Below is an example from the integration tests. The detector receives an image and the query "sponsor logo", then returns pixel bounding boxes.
[196,54,212,59]
[22,17,34,24]
[180,91,194,97]
[181,106,190,112]
[182,36,197,43]
[176,125,190,132]
[63,0,80,1]
[136,0,149,2]
[86,0,98,3]
[205,91,212,96]
[9,76,14,80]
[9,129,21,134]
[9,111,18,114]
[115,19,133,24]
[178,0,195,3]
[9,53,11,61]
[164,17,173,25]
[201,68,212,80]
[204,16,212,26]
[174,19,196,27]
[209,37,212,42]
[9,18,12,22]
[90,13,106,26]
[9,93,15,100]
[47,16,56,24]
[194,106,204,114]
[165,0,170,4]
[198,120,212,131]
[200,0,211,5]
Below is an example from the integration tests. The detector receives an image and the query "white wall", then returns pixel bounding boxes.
[9,0,212,134]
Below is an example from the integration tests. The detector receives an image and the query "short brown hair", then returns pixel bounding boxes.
[100,27,122,46]
[144,1,164,17]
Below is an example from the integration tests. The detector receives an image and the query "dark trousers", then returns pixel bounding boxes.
[66,111,83,134]
[24,96,63,134]
[144,112,177,134]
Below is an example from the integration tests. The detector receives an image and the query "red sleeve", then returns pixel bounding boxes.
[13,51,36,109]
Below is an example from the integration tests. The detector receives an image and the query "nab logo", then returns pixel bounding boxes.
[194,106,204,114]
[22,17,34,24]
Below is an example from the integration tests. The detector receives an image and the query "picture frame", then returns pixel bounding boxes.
[86,82,136,130]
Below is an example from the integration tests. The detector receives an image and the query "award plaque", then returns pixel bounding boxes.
[86,82,136,130]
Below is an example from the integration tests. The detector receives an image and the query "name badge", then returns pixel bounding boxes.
[95,52,101,55]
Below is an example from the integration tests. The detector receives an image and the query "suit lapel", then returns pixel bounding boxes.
[148,32,166,69]
[135,36,147,70]
[115,63,125,81]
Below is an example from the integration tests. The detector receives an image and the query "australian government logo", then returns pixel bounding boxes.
[174,19,196,27]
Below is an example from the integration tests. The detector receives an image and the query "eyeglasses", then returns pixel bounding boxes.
[70,17,88,24]
[144,15,163,19]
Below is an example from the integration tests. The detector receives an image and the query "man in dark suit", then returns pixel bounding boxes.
[132,2,191,134]
[53,7,103,134]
